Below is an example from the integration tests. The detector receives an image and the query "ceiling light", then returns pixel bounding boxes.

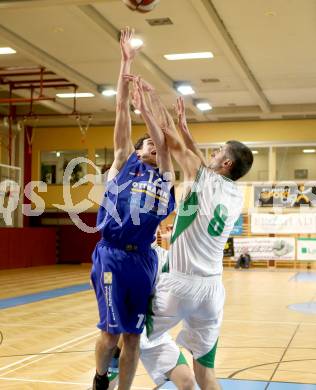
[98,85,117,97]
[56,92,94,98]
[175,84,195,96]
[0,47,16,55]
[303,149,316,153]
[164,52,213,61]
[196,102,212,111]
[101,89,117,97]
[252,150,259,155]
[56,151,61,157]
[131,38,143,48]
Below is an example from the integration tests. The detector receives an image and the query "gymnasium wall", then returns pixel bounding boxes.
[20,119,316,267]
[243,152,269,181]
[277,152,316,180]
[0,227,56,269]
[30,119,316,210]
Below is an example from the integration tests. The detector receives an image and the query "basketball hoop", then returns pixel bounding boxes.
[24,116,38,155]
[75,114,93,143]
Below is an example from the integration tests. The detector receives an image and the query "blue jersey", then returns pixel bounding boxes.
[97,153,175,248]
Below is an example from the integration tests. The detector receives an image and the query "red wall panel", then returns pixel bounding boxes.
[0,229,10,269]
[58,226,99,264]
[0,228,57,269]
[30,212,100,264]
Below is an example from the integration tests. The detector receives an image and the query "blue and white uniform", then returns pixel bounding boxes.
[91,153,175,334]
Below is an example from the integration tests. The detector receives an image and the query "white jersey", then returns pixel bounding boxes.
[151,242,168,273]
[169,167,243,276]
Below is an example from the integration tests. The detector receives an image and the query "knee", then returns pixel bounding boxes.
[122,333,140,349]
[170,366,195,390]
[99,331,119,350]
[177,375,195,390]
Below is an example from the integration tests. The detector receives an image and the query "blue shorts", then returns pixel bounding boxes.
[91,240,158,334]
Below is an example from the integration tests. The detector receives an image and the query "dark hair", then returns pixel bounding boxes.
[225,140,253,181]
[134,134,150,151]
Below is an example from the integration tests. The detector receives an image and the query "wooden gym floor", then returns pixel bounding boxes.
[0,265,315,389]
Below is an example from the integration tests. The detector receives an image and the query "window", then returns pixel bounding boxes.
[199,145,269,182]
[41,150,88,185]
[95,148,114,174]
[276,146,316,181]
[241,148,269,182]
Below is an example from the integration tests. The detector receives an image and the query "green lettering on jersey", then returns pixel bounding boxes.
[171,191,199,244]
[208,204,228,237]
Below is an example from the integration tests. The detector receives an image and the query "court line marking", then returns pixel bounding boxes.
[266,324,301,388]
[1,319,311,327]
[0,330,98,374]
[0,333,98,377]
[0,336,97,378]
[0,377,90,386]
[0,377,151,389]
[223,319,307,325]
[0,324,94,329]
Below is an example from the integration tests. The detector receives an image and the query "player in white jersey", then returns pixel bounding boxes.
[128,87,253,390]
[107,239,196,390]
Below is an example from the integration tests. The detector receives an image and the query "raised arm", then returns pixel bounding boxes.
[141,82,200,182]
[124,74,199,182]
[108,27,140,181]
[147,93,201,182]
[160,118,200,182]
[175,97,207,166]
[131,77,175,181]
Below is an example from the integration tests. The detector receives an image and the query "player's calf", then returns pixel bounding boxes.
[118,333,141,390]
[168,363,196,390]
[193,361,221,390]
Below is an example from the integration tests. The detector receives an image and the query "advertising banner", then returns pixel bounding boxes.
[233,237,295,260]
[297,238,316,261]
[254,183,316,208]
[224,237,234,257]
[230,215,243,236]
[251,213,316,234]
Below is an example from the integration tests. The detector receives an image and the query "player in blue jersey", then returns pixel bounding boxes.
[91,27,175,390]
[105,229,196,390]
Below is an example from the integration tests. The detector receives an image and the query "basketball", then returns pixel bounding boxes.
[122,0,160,13]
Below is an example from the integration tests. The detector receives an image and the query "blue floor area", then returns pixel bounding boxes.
[161,379,316,389]
[290,272,316,282]
[288,302,316,315]
[0,283,91,309]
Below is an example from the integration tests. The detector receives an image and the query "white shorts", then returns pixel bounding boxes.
[140,328,183,386]
[148,271,225,361]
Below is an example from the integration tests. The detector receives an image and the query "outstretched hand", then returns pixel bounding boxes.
[123,74,154,92]
[120,27,141,62]
[160,121,178,148]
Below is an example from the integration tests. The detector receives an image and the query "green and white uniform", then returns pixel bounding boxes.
[108,243,187,388]
[148,167,243,366]
[140,243,187,386]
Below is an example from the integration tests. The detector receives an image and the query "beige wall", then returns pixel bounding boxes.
[277,152,316,181]
[30,119,316,210]
[242,151,269,181]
